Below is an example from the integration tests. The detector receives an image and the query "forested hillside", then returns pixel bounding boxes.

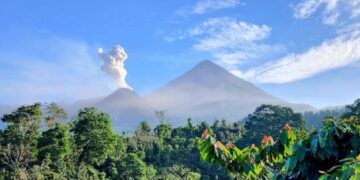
[0,100,359,179]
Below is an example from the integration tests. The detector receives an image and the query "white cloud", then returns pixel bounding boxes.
[192,18,285,66]
[293,0,360,25]
[350,0,360,18]
[169,17,282,66]
[193,0,244,14]
[173,0,244,18]
[168,1,360,84]
[165,17,283,67]
[294,0,323,19]
[235,31,360,83]
[0,37,114,104]
[189,17,271,51]
[225,0,360,84]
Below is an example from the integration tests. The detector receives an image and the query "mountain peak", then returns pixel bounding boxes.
[97,88,138,105]
[188,60,230,77]
[197,59,214,65]
[194,60,222,71]
[112,87,133,94]
[178,59,248,86]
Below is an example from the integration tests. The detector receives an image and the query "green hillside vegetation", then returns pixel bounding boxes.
[199,99,360,179]
[0,100,359,179]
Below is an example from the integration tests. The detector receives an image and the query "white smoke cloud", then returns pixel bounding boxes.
[98,45,132,90]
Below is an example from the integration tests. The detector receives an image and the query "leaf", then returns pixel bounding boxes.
[354,163,360,172]
[284,145,292,155]
[327,165,341,173]
[319,131,327,149]
[339,157,354,163]
[350,174,360,180]
[289,156,297,169]
[311,137,318,155]
[280,131,287,146]
[318,174,329,180]
[296,145,306,161]
[285,156,297,173]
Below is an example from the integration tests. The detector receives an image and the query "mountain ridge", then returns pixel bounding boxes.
[0,60,315,131]
[145,60,315,125]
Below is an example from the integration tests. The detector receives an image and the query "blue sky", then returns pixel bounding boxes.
[0,0,359,108]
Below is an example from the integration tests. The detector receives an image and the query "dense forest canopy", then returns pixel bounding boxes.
[0,100,359,179]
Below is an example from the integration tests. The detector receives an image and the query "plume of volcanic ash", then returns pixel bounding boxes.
[98,45,132,90]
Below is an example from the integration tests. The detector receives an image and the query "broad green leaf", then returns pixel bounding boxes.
[319,132,327,149]
[296,145,306,161]
[280,131,287,146]
[285,156,297,173]
[311,137,318,155]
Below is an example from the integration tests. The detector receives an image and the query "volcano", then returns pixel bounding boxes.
[145,60,314,125]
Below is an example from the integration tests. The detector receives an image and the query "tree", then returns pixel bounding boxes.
[37,123,71,172]
[158,164,201,180]
[43,103,67,129]
[0,103,42,175]
[135,121,152,136]
[342,98,360,119]
[72,107,115,166]
[303,108,344,128]
[239,104,306,147]
[115,153,156,179]
[154,123,172,139]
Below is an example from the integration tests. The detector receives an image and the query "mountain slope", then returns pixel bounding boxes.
[145,60,315,125]
[60,97,104,117]
[95,88,157,131]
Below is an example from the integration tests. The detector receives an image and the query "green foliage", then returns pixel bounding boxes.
[289,116,360,179]
[342,98,360,119]
[72,107,116,165]
[1,99,359,179]
[37,123,71,172]
[239,104,306,147]
[304,108,345,129]
[199,99,360,179]
[154,122,172,139]
[113,153,156,179]
[135,121,152,136]
[211,119,245,142]
[158,164,201,180]
[44,102,68,129]
[0,103,42,173]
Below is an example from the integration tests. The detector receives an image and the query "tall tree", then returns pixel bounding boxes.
[115,153,156,179]
[72,107,115,166]
[0,103,42,174]
[43,103,67,129]
[342,98,360,119]
[37,123,71,172]
[154,123,172,139]
[238,104,306,146]
[135,121,152,136]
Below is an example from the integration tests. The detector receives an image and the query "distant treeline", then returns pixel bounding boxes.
[304,107,345,128]
[0,100,355,179]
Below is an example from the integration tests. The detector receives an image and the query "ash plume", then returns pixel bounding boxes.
[98,45,132,90]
